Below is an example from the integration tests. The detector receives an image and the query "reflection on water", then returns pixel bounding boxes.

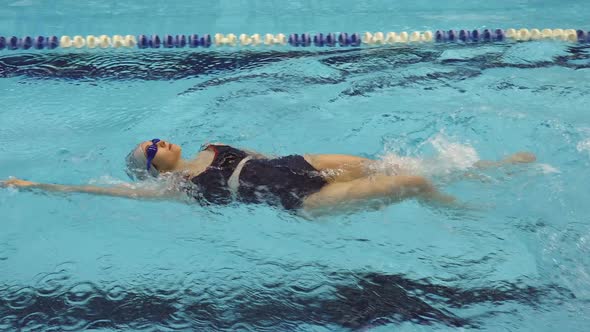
[0,270,572,331]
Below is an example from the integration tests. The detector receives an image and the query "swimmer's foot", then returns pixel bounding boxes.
[474,152,536,169]
[502,152,536,164]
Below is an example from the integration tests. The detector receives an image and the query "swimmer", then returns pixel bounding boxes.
[1,139,536,216]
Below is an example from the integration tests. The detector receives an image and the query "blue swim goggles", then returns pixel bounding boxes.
[145,138,160,171]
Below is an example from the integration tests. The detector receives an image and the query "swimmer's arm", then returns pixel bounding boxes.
[1,179,179,200]
[205,142,267,159]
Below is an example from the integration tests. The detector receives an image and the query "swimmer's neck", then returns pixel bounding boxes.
[172,149,215,176]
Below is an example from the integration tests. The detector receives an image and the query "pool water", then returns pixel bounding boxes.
[1,1,590,331]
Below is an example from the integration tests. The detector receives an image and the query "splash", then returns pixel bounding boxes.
[536,163,560,174]
[87,173,184,195]
[576,138,590,155]
[374,133,480,177]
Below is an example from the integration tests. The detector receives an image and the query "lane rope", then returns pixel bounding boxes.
[0,29,587,51]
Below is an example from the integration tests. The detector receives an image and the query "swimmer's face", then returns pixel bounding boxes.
[139,139,182,172]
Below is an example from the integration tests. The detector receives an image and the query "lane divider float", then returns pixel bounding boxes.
[0,29,588,51]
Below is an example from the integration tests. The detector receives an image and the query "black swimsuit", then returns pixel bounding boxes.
[188,144,327,210]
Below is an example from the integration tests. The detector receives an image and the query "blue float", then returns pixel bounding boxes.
[339,33,349,46]
[447,30,457,42]
[314,33,325,46]
[301,33,311,46]
[21,36,32,49]
[483,29,492,42]
[459,30,469,42]
[47,36,58,49]
[494,29,504,41]
[350,33,360,46]
[471,30,480,42]
[326,33,336,46]
[8,36,18,50]
[288,33,299,46]
[138,35,149,49]
[163,34,174,48]
[200,34,211,47]
[175,35,186,48]
[188,34,199,48]
[577,30,586,43]
[34,36,45,49]
[151,35,161,48]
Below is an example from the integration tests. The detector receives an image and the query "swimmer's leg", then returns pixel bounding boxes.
[304,154,377,182]
[473,151,536,169]
[453,151,538,182]
[304,151,536,184]
[302,175,457,216]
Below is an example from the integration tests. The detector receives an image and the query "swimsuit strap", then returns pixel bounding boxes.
[188,144,249,205]
[227,156,253,196]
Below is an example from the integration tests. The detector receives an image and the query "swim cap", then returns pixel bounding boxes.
[125,144,159,180]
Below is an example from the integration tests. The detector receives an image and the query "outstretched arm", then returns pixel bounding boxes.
[1,178,179,200]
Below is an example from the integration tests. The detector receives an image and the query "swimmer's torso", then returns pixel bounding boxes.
[188,144,327,210]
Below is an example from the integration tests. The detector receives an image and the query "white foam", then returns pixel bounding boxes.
[576,138,590,154]
[373,133,480,177]
[88,175,127,186]
[536,163,560,174]
[429,134,480,170]
[89,174,173,188]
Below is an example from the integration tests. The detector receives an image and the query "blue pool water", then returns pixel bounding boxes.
[2,0,590,331]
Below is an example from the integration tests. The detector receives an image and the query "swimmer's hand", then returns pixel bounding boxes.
[1,178,38,188]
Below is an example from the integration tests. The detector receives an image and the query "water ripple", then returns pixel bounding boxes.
[34,271,70,297]
[0,49,354,81]
[0,271,573,331]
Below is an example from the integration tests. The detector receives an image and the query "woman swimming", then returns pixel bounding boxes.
[1,139,536,216]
